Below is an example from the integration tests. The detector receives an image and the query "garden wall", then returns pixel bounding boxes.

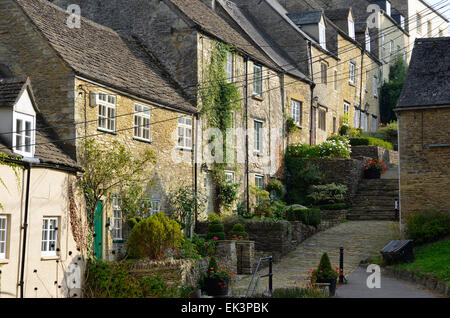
[351,146,399,167]
[305,158,366,201]
[128,258,208,287]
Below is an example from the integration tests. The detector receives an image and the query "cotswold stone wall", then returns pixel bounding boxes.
[397,108,450,224]
[129,258,209,287]
[306,158,367,202]
[351,146,399,167]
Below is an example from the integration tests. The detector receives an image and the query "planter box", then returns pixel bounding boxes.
[236,240,255,275]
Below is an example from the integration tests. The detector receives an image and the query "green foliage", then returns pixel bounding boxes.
[84,260,142,298]
[380,58,408,123]
[127,213,184,260]
[318,138,351,158]
[259,287,328,298]
[236,202,251,219]
[285,206,321,227]
[266,179,286,201]
[406,209,450,245]
[271,200,287,219]
[77,139,156,249]
[229,223,249,239]
[207,220,226,240]
[213,169,240,211]
[192,233,216,257]
[286,117,299,135]
[207,212,221,223]
[168,186,207,235]
[206,256,234,280]
[349,137,393,150]
[140,275,178,298]
[311,252,338,281]
[172,236,202,259]
[307,183,348,205]
[0,154,24,210]
[250,185,272,218]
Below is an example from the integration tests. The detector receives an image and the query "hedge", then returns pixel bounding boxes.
[349,137,393,150]
[285,206,321,227]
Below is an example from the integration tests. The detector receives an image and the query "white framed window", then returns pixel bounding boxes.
[417,13,422,34]
[225,171,235,183]
[291,99,301,125]
[385,1,391,16]
[354,108,360,129]
[319,22,326,50]
[254,120,263,153]
[348,19,355,39]
[41,217,58,257]
[373,76,378,97]
[177,116,193,150]
[365,31,371,52]
[226,51,233,83]
[98,92,116,132]
[253,64,263,97]
[13,112,34,158]
[344,102,350,125]
[349,61,356,85]
[319,109,326,131]
[112,196,122,241]
[400,15,405,30]
[381,33,386,58]
[0,215,7,259]
[255,174,264,190]
[151,200,161,214]
[134,104,151,141]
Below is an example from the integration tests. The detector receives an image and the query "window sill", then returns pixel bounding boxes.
[97,128,117,135]
[177,147,193,152]
[133,137,152,144]
[41,256,60,261]
[253,152,263,157]
[348,82,356,87]
[252,94,264,101]
[0,259,9,264]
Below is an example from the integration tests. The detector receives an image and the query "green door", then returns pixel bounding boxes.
[94,201,103,259]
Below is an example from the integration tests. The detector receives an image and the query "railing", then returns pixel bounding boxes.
[245,256,273,298]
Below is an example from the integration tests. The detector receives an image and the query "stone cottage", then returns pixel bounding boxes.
[0,0,197,261]
[395,37,450,228]
[0,77,85,298]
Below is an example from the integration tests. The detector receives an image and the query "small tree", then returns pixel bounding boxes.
[380,58,408,123]
[77,138,156,258]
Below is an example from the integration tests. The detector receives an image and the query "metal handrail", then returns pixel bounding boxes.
[245,256,273,297]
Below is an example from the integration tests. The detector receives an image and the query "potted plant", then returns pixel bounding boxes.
[308,252,339,296]
[364,158,387,179]
[204,256,234,297]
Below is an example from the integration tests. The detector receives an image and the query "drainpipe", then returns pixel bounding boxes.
[19,157,39,298]
[193,113,199,237]
[308,41,315,145]
[359,48,365,128]
[245,56,250,214]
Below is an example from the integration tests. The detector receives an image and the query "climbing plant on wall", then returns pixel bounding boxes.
[200,42,242,214]
[0,154,23,210]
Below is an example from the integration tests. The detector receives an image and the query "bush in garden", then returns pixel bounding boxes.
[84,260,142,298]
[207,212,221,223]
[309,252,338,281]
[307,183,348,205]
[301,208,321,227]
[250,185,272,218]
[140,275,178,298]
[406,209,450,244]
[271,200,287,219]
[349,137,393,150]
[207,220,226,240]
[318,138,351,158]
[171,236,202,259]
[315,203,347,210]
[127,212,184,260]
[192,233,216,257]
[228,223,249,240]
[266,179,286,201]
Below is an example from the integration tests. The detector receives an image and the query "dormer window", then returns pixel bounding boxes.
[386,1,391,17]
[365,31,371,52]
[400,15,405,29]
[319,22,326,50]
[13,112,35,157]
[348,19,355,40]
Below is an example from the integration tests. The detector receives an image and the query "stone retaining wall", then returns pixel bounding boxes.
[128,258,208,287]
[351,146,399,167]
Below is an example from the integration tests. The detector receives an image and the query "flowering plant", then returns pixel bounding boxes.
[229,234,249,241]
[206,257,234,281]
[365,158,387,174]
[307,252,340,282]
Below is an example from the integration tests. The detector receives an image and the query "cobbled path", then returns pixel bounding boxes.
[232,220,398,296]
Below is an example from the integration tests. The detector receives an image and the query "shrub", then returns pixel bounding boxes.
[308,183,348,205]
[349,137,393,150]
[406,209,450,244]
[140,275,178,298]
[250,185,272,218]
[171,236,202,259]
[192,233,216,257]
[127,212,184,260]
[310,252,338,281]
[266,179,286,201]
[207,220,226,240]
[271,200,287,219]
[284,206,320,226]
[84,260,142,298]
[229,223,249,240]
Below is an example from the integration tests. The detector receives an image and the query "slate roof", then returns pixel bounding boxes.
[14,0,197,114]
[166,0,279,70]
[287,11,323,25]
[324,8,350,22]
[217,0,310,82]
[0,79,79,170]
[0,77,28,107]
[397,38,450,109]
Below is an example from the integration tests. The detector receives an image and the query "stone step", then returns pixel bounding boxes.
[351,202,397,209]
[355,191,399,197]
[347,214,398,221]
